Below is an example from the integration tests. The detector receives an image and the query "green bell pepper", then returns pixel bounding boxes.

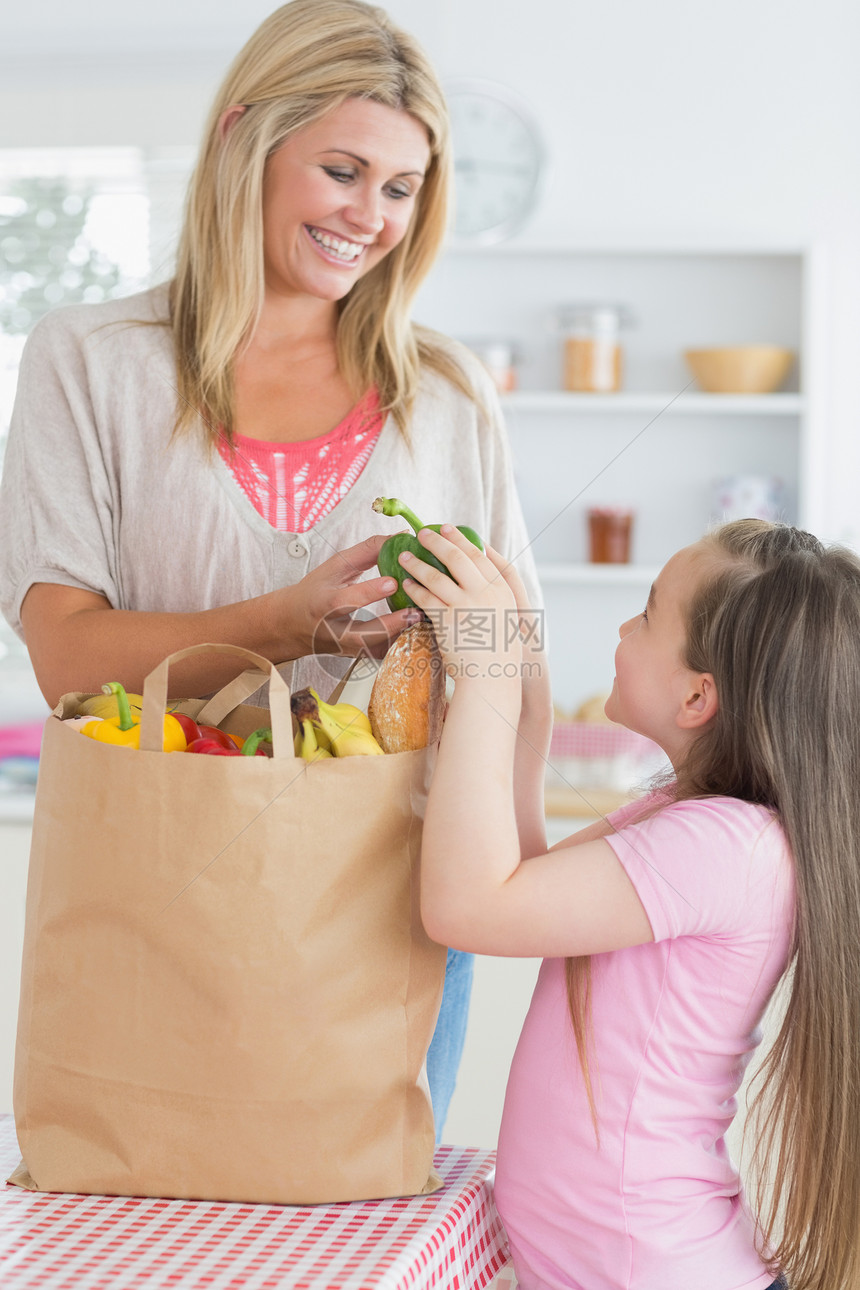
[372,497,485,611]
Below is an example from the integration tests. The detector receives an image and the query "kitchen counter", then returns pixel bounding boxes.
[0,1116,511,1289]
[544,785,632,818]
[3,787,622,827]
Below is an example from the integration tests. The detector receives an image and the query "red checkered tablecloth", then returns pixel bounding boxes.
[0,1116,511,1289]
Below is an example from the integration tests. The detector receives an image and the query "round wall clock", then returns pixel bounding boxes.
[445,78,546,245]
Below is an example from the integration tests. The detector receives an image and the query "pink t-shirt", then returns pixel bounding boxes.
[494,795,794,1290]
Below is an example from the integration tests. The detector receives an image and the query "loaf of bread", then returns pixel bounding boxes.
[368,619,446,753]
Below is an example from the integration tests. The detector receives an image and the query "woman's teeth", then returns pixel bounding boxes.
[307,227,364,262]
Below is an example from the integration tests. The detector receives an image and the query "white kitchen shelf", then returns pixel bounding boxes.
[444,238,809,257]
[537,563,660,586]
[415,240,822,708]
[502,391,803,415]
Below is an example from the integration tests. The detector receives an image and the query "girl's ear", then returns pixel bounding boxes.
[218,104,247,141]
[677,673,718,730]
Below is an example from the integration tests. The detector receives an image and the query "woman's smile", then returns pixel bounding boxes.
[303,224,368,265]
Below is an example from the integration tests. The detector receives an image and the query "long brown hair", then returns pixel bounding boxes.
[568,519,860,1289]
[170,0,474,441]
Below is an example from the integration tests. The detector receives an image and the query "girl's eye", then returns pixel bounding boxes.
[385,183,413,201]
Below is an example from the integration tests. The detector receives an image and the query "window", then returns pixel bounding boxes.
[0,146,186,662]
[0,146,183,449]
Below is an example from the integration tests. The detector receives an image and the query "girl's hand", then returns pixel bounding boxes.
[398,525,522,684]
[285,535,420,660]
[482,542,547,672]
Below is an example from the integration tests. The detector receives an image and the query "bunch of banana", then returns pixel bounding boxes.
[294,719,333,762]
[291,687,385,759]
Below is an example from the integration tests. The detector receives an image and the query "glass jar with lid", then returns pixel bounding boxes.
[559,303,633,393]
[464,338,519,393]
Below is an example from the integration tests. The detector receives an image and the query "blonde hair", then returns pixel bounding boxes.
[569,520,860,1289]
[170,0,472,440]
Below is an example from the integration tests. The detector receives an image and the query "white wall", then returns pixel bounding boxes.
[406,0,860,549]
[2,0,857,543]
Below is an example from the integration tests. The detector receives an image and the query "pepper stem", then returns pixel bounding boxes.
[242,727,273,756]
[102,682,135,731]
[371,496,425,535]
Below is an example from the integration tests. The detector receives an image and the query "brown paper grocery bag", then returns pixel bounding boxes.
[10,643,446,1204]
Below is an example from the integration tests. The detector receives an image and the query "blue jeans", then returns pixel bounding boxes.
[426,948,474,1141]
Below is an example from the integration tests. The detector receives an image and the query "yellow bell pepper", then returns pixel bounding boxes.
[76,690,144,721]
[79,682,187,752]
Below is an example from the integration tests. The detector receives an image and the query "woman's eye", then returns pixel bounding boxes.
[385,184,412,200]
[323,167,353,183]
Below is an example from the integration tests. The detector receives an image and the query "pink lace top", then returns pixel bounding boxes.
[218,390,383,533]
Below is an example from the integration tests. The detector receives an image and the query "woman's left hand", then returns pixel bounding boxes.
[398,525,522,685]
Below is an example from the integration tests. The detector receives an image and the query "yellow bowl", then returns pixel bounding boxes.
[684,345,795,394]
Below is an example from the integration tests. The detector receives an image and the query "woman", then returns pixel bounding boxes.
[0,0,540,1133]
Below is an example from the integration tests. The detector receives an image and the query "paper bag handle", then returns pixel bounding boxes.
[194,654,370,726]
[140,643,293,758]
[194,669,273,728]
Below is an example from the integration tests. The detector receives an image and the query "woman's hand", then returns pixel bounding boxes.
[283,534,420,661]
[397,525,522,685]
[20,535,419,706]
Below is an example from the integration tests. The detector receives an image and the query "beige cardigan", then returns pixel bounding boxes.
[0,284,541,697]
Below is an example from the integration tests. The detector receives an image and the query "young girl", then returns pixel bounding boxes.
[402,519,860,1290]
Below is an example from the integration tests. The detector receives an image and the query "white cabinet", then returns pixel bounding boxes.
[415,242,824,707]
